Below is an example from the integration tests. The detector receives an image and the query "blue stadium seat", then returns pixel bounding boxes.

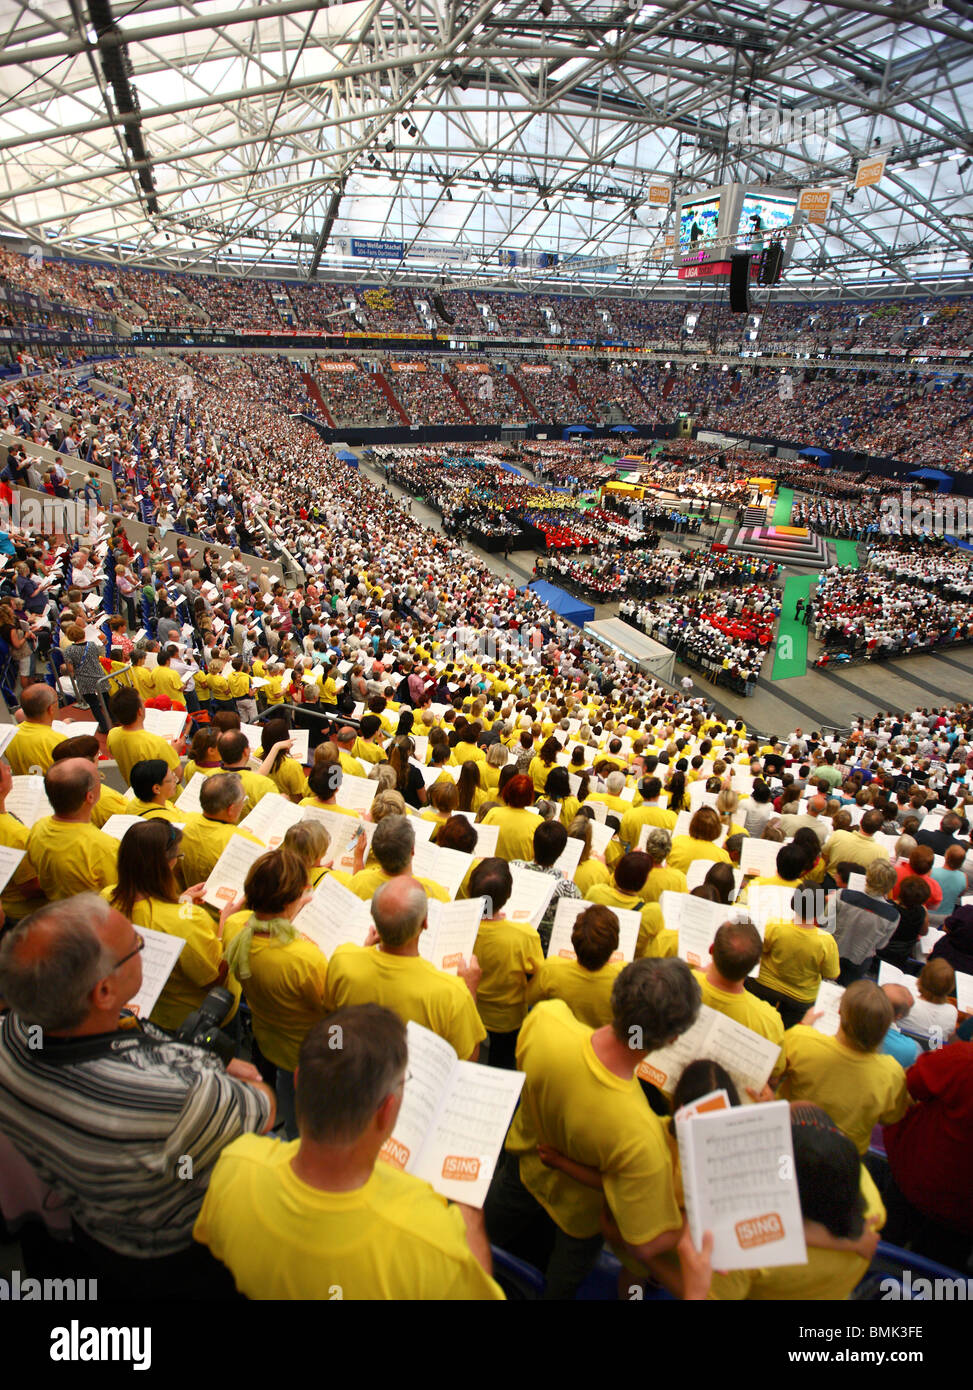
[489,1246,546,1299]
[853,1240,969,1300]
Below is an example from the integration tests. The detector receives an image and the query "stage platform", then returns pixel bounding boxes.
[728,524,830,569]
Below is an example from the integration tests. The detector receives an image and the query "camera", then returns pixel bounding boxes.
[175,986,236,1066]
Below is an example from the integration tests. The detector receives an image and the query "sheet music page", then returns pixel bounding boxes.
[546,896,640,963]
[100,814,145,842]
[452,812,499,856]
[0,845,25,893]
[877,960,921,1003]
[677,895,739,970]
[406,815,437,844]
[202,834,268,910]
[380,1021,457,1176]
[240,724,265,753]
[586,820,617,858]
[739,837,783,878]
[746,885,796,930]
[238,793,305,849]
[506,866,557,929]
[7,775,53,828]
[292,874,372,956]
[552,834,584,878]
[414,1062,526,1208]
[419,897,485,974]
[334,773,377,813]
[638,1004,780,1099]
[812,979,844,1037]
[954,971,973,1014]
[142,708,188,740]
[677,1100,806,1270]
[288,729,310,765]
[125,925,186,1019]
[175,772,207,816]
[411,839,470,901]
[52,720,100,740]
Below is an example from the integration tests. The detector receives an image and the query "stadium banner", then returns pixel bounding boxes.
[854,155,886,189]
[454,363,490,372]
[316,361,356,371]
[648,184,671,205]
[390,361,428,371]
[340,237,406,259]
[520,364,552,373]
[498,250,559,268]
[797,188,832,224]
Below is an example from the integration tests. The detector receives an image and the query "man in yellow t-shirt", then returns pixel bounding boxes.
[486,959,699,1299]
[691,920,785,1081]
[777,980,910,1154]
[526,902,624,1029]
[106,687,181,787]
[334,726,365,779]
[335,815,450,903]
[193,1005,503,1300]
[217,731,277,815]
[324,876,485,1061]
[754,889,840,1030]
[7,684,65,777]
[26,759,118,900]
[179,772,262,887]
[0,757,44,920]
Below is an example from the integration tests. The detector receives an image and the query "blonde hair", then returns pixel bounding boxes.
[567,813,592,864]
[283,819,330,866]
[370,789,407,822]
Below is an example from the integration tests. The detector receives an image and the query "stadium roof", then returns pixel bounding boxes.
[0,0,971,295]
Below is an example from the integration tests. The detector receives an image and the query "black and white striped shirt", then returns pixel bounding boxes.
[0,1013,271,1258]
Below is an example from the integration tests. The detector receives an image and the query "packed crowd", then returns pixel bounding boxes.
[0,349,971,1304]
[812,566,973,661]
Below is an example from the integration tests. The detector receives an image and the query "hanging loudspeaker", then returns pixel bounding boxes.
[432,294,456,325]
[729,254,751,312]
[759,243,784,286]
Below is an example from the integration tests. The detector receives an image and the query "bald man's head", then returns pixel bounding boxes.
[44,757,97,817]
[371,875,428,948]
[882,984,915,1023]
[20,683,57,722]
[336,726,357,748]
[808,795,828,816]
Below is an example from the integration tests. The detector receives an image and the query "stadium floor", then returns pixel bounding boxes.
[364,461,972,739]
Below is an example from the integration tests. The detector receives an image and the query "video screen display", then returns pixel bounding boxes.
[739,191,796,237]
[678,195,722,251]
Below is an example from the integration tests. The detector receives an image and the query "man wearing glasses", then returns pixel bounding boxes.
[0,893,275,1298]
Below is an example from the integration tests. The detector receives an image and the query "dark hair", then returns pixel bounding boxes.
[244,847,309,915]
[711,921,762,982]
[790,1103,865,1238]
[610,958,700,1052]
[533,819,567,868]
[111,820,182,918]
[129,759,171,801]
[110,686,141,724]
[434,814,478,854]
[456,761,481,813]
[469,857,513,914]
[702,861,736,905]
[296,1005,408,1144]
[672,1059,741,1114]
[614,851,651,896]
[750,780,772,804]
[261,718,292,773]
[572,905,620,971]
[776,842,808,881]
[544,766,571,802]
[308,760,341,802]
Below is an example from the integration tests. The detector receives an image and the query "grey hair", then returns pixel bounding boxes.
[0,895,115,1031]
[371,814,415,876]
[371,878,427,947]
[643,827,672,865]
[200,772,245,816]
[606,771,626,795]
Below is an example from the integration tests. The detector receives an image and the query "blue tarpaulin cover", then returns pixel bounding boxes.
[521,579,595,626]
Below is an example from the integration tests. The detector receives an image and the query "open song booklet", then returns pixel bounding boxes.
[637,1003,781,1101]
[676,1099,807,1271]
[379,1020,525,1207]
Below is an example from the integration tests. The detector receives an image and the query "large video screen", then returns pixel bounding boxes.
[678,194,722,252]
[739,191,797,238]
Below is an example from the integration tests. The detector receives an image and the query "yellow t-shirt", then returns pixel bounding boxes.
[0,810,43,919]
[343,865,450,903]
[127,798,184,823]
[26,817,118,900]
[324,944,485,1060]
[106,727,181,787]
[354,738,384,766]
[759,920,840,1003]
[179,816,262,889]
[506,1000,681,1243]
[473,917,544,1032]
[222,911,328,1071]
[583,881,664,958]
[777,1026,910,1154]
[230,767,279,816]
[619,804,677,848]
[526,956,624,1029]
[709,1166,886,1300]
[642,865,688,904]
[90,783,131,830]
[573,859,611,896]
[105,892,240,1031]
[6,721,65,777]
[480,806,539,862]
[666,836,731,875]
[269,758,310,802]
[337,750,365,779]
[147,666,185,705]
[193,1135,504,1301]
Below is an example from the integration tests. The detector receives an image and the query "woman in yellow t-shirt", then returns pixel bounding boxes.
[223,847,323,1140]
[667,807,732,876]
[480,774,540,862]
[282,819,332,889]
[528,737,562,796]
[183,726,224,785]
[206,659,236,715]
[420,778,459,827]
[104,820,240,1033]
[568,814,611,896]
[455,761,487,815]
[261,717,309,802]
[526,903,624,1029]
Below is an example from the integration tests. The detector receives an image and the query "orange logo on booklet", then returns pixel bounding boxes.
[557,949,575,959]
[380,1138,410,1170]
[442,1155,480,1181]
[637,1061,666,1087]
[735,1212,784,1249]
[441,953,463,971]
[687,952,702,967]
